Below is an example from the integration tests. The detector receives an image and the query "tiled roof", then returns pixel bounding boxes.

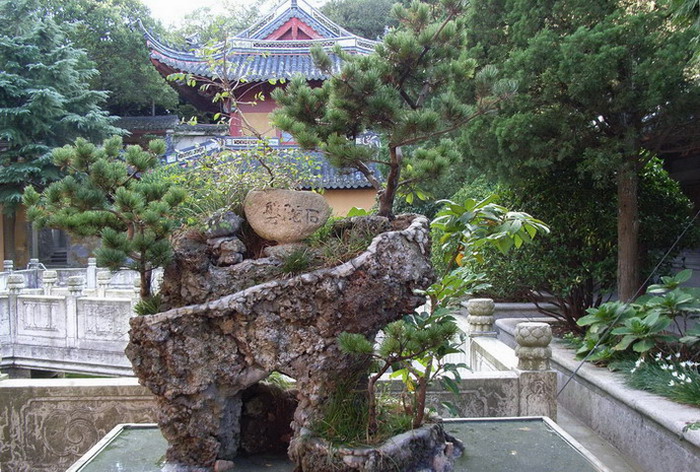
[114,115,179,131]
[149,49,346,82]
[165,138,381,190]
[142,0,377,82]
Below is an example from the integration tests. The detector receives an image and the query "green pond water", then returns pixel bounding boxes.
[74,419,601,472]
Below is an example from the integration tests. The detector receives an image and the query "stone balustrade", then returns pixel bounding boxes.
[0,272,138,377]
[0,258,162,294]
[0,297,560,472]
[460,298,557,419]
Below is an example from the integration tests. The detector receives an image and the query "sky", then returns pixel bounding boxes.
[140,0,326,28]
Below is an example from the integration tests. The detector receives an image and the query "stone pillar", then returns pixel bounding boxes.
[42,270,58,296]
[514,322,552,371]
[514,322,556,419]
[97,271,111,298]
[6,274,23,294]
[465,298,496,336]
[7,274,24,347]
[66,276,84,348]
[132,278,141,310]
[3,260,13,273]
[87,257,97,289]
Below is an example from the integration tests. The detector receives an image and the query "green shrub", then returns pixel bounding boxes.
[449,158,697,331]
[163,142,320,227]
[575,270,700,364]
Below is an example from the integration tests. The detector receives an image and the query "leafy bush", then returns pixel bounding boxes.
[331,197,548,440]
[164,142,319,226]
[451,159,697,331]
[575,270,700,364]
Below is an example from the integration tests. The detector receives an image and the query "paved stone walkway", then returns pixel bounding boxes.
[556,406,644,472]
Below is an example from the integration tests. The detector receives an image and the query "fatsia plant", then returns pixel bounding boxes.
[576,270,700,363]
[431,194,550,271]
[23,137,186,301]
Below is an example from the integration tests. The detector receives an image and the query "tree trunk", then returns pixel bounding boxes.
[2,211,16,263]
[140,266,152,300]
[377,146,402,218]
[617,158,640,302]
[412,361,431,429]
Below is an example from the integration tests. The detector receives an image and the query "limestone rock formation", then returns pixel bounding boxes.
[126,215,434,470]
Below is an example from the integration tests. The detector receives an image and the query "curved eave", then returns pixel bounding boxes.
[150,49,349,82]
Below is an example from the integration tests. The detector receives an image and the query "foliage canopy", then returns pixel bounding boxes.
[273,0,517,217]
[23,137,186,299]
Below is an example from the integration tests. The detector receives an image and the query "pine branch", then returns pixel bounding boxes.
[395,105,493,147]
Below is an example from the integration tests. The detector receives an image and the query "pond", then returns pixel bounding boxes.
[68,417,608,472]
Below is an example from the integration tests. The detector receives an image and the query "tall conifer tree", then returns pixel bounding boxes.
[0,0,120,260]
[461,0,700,300]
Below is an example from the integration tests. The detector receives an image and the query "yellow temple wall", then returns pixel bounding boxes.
[323,189,378,216]
[0,206,29,266]
[241,112,277,138]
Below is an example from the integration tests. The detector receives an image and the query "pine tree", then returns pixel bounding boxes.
[23,137,186,300]
[0,0,121,260]
[272,0,516,217]
[461,0,700,301]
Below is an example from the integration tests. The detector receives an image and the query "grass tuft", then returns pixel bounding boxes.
[611,354,700,406]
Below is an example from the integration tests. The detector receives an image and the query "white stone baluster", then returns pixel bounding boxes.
[7,274,24,295]
[97,271,111,298]
[66,276,84,348]
[514,322,553,371]
[7,274,24,349]
[466,298,496,336]
[42,270,58,296]
[3,260,13,273]
[86,258,97,289]
[132,278,141,311]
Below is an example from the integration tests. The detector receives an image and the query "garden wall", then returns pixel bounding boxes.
[497,318,700,472]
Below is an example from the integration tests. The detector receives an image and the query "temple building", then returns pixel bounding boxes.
[141,0,382,217]
[145,0,377,139]
[0,0,384,267]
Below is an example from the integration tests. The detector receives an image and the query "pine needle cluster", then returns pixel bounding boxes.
[23,137,186,299]
[272,0,517,217]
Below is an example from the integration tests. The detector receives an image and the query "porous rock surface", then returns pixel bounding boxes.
[296,422,464,472]
[126,215,434,470]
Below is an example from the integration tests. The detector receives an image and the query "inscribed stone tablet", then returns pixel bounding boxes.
[244,189,331,243]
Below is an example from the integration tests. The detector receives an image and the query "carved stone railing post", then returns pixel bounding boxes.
[3,260,13,273]
[97,271,111,298]
[132,278,141,310]
[465,298,496,336]
[514,322,552,371]
[514,322,557,419]
[86,257,97,289]
[66,276,85,348]
[7,274,24,347]
[42,270,58,296]
[0,345,7,380]
[7,274,23,295]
